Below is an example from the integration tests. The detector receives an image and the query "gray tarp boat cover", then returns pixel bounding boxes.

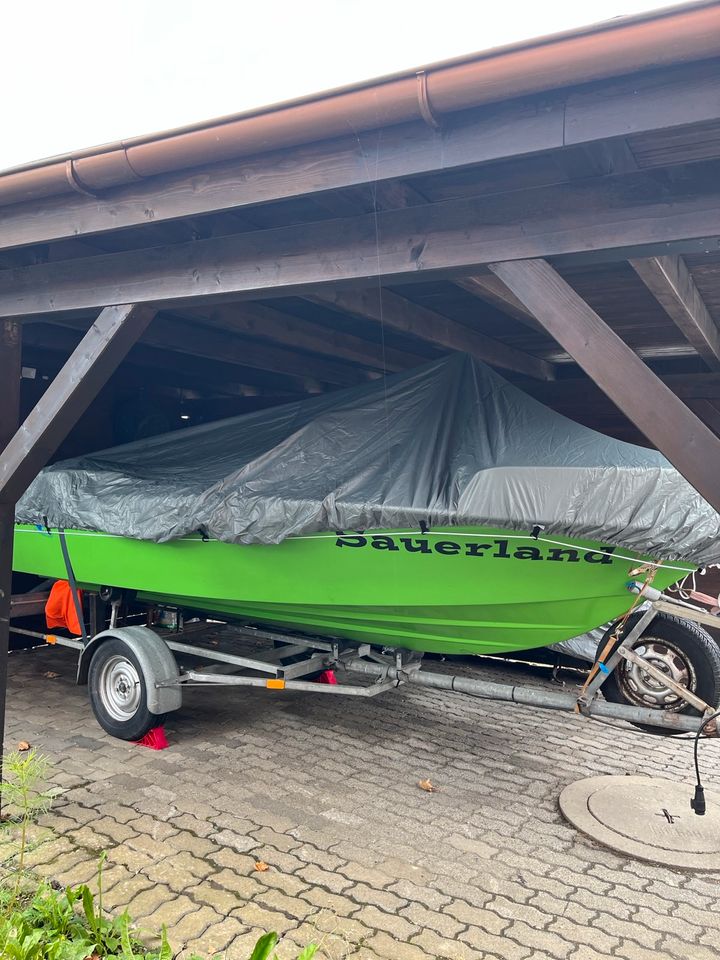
[17,353,720,563]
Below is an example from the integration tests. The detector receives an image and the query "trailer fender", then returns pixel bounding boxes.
[77,626,182,715]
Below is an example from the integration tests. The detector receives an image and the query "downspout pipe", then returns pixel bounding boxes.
[1,0,720,208]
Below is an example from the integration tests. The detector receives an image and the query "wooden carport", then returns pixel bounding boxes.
[2,0,720,752]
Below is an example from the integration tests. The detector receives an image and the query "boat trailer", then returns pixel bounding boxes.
[9,580,720,738]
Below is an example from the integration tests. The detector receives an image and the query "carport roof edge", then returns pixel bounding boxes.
[1,0,719,207]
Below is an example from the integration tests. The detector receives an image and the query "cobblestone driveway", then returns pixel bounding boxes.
[4,632,720,959]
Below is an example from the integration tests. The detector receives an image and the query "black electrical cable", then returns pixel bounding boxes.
[691,709,720,816]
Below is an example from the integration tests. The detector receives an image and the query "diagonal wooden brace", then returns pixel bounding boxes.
[0,303,156,505]
[488,258,720,516]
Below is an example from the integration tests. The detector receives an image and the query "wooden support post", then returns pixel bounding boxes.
[0,304,155,505]
[0,320,22,777]
[489,258,720,513]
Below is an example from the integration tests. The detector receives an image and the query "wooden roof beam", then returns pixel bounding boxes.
[370,182,550,336]
[49,314,369,389]
[179,302,425,373]
[2,161,720,320]
[305,287,555,380]
[21,329,311,398]
[489,258,720,514]
[148,314,373,387]
[629,255,720,371]
[453,275,546,333]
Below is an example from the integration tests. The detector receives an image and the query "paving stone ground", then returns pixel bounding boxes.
[4,630,720,960]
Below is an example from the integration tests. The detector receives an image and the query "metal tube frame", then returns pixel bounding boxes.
[8,586,719,736]
[578,605,660,704]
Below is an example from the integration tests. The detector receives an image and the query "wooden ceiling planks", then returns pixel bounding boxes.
[556,262,698,359]
[629,255,720,370]
[684,255,720,320]
[628,118,720,169]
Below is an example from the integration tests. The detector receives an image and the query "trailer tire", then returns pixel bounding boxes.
[88,637,164,741]
[597,611,720,735]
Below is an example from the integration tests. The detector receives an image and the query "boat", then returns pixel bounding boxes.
[12,354,719,656]
[11,523,693,655]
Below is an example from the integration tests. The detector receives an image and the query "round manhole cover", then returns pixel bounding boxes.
[560,775,720,870]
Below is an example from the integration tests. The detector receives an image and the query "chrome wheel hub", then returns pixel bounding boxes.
[620,639,695,710]
[99,655,141,721]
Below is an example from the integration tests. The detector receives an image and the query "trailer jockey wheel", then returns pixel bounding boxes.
[88,637,164,741]
[598,611,720,735]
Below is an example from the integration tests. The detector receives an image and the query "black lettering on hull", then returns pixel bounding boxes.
[435,540,461,555]
[370,536,400,551]
[547,548,580,562]
[514,546,543,560]
[585,548,616,564]
[398,537,432,554]
[493,539,511,558]
[466,542,492,557]
[334,533,621,566]
[336,535,368,548]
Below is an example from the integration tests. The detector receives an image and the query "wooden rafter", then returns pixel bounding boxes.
[370,183,550,338]
[3,162,719,319]
[21,323,325,396]
[489,258,720,513]
[180,303,424,373]
[305,287,555,380]
[137,314,374,387]
[687,398,720,437]
[630,255,720,371]
[453,275,545,332]
[50,314,370,388]
[22,338,303,401]
[371,184,557,343]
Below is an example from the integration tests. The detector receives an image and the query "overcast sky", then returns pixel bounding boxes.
[2,0,685,171]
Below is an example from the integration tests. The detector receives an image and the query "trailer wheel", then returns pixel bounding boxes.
[88,637,164,741]
[597,611,720,735]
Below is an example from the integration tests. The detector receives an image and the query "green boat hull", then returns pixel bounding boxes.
[12,524,691,655]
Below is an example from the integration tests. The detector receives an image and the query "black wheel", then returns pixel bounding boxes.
[88,637,163,740]
[598,611,720,735]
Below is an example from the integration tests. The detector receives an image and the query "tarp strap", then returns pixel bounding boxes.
[57,529,88,645]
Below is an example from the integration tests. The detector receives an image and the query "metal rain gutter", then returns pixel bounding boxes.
[1,0,719,209]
